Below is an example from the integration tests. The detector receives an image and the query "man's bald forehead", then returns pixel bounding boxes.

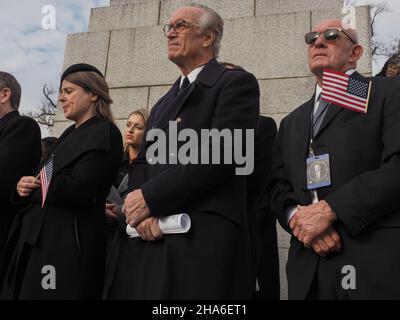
[312,19,359,43]
[313,19,342,30]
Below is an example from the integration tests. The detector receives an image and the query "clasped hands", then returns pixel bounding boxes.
[123,189,162,241]
[290,200,342,257]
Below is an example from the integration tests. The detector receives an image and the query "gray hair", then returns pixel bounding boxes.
[186,3,224,58]
[388,54,400,66]
[0,71,21,110]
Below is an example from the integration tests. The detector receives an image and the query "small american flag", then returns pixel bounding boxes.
[40,155,54,208]
[321,69,372,113]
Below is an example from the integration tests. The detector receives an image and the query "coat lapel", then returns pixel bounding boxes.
[151,79,180,129]
[155,59,226,131]
[298,96,315,155]
[41,117,111,175]
[314,103,343,138]
[158,83,197,131]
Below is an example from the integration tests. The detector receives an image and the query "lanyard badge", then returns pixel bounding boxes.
[306,153,331,190]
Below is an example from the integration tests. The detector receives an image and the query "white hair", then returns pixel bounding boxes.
[186,3,224,58]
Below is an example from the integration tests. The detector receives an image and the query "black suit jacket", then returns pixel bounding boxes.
[0,111,41,258]
[106,59,260,299]
[268,73,400,299]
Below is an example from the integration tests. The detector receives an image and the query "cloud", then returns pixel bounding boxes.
[352,0,400,73]
[0,0,109,117]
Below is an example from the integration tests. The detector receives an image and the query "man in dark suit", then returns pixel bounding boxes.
[267,19,400,299]
[220,62,280,299]
[0,71,41,259]
[250,116,279,300]
[107,4,259,299]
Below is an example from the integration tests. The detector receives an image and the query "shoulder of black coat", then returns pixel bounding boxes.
[8,113,40,131]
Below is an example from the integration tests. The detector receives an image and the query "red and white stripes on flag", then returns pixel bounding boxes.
[40,155,54,208]
[321,69,372,113]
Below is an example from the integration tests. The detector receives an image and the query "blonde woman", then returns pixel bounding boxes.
[106,109,148,223]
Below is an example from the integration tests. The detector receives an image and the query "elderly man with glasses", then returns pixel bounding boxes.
[105,3,259,299]
[265,19,400,299]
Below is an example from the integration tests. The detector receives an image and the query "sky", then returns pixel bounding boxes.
[352,0,400,69]
[0,0,399,124]
[0,0,110,116]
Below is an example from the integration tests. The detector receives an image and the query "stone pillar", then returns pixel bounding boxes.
[58,0,372,299]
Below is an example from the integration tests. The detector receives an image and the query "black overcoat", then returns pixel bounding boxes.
[105,59,260,299]
[0,116,122,299]
[0,111,41,258]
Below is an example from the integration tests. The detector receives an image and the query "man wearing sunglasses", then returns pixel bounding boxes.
[267,19,400,299]
[107,4,259,299]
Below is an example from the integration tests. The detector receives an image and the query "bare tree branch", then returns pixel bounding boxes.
[42,84,57,109]
[370,5,387,39]
[366,2,399,64]
[23,83,57,133]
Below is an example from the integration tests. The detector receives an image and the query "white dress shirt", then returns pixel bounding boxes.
[179,65,205,87]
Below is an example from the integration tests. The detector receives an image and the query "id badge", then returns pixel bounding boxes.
[306,154,331,190]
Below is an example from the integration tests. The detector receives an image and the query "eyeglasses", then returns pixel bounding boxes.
[163,20,200,37]
[305,28,357,45]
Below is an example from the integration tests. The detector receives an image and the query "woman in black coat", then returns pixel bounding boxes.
[105,109,148,245]
[0,63,123,299]
[107,108,149,206]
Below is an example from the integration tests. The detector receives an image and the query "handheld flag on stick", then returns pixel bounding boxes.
[39,155,54,208]
[321,69,372,113]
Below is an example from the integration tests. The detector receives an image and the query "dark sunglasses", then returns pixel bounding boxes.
[305,28,357,45]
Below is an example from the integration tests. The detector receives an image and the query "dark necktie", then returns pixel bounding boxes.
[178,77,190,95]
[313,93,329,137]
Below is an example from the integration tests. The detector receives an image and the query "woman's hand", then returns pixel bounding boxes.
[105,203,118,222]
[17,176,41,197]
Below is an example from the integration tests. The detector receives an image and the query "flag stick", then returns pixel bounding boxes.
[365,81,372,114]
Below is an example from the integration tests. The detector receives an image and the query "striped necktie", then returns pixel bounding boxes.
[313,93,329,137]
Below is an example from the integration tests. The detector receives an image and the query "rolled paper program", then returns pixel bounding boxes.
[126,213,191,238]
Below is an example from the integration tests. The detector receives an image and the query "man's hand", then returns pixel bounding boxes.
[311,226,342,257]
[124,189,151,227]
[135,217,163,241]
[290,200,337,247]
[17,176,41,197]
